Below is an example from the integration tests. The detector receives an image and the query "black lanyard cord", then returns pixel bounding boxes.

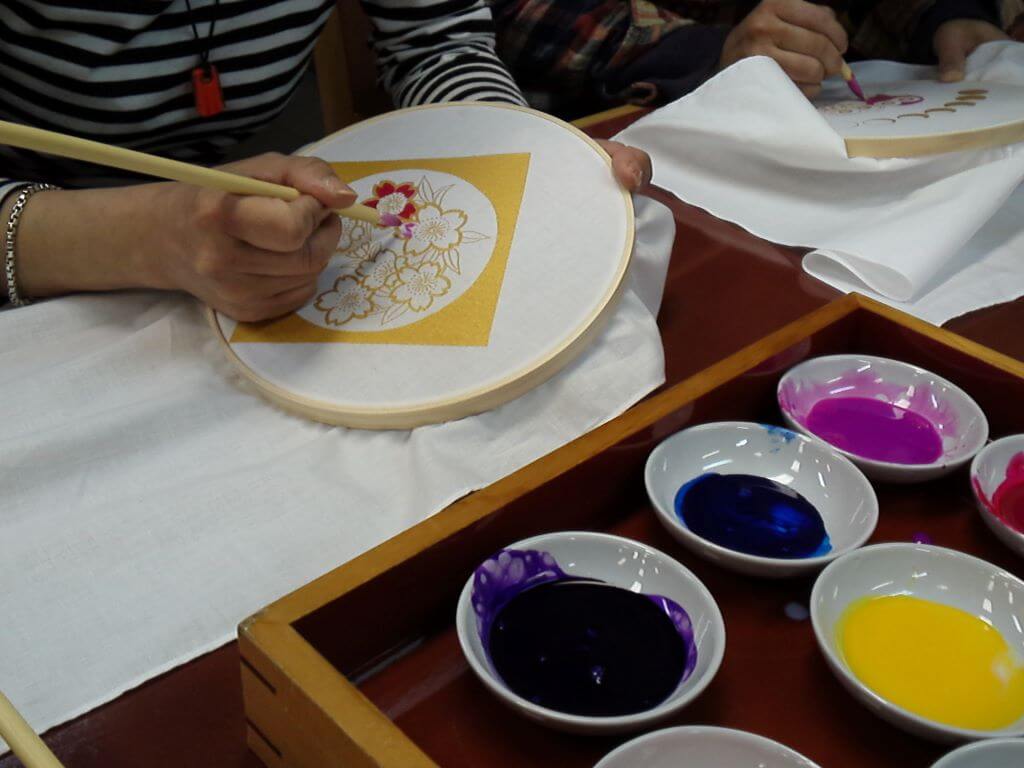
[183,0,222,72]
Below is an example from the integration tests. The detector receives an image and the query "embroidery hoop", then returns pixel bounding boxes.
[815,80,1024,158]
[207,103,635,430]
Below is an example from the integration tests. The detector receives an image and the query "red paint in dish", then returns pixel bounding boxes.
[989,452,1024,533]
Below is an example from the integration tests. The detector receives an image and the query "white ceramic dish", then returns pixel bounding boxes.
[811,543,1024,743]
[645,422,877,578]
[594,725,821,768]
[971,434,1024,557]
[778,354,988,483]
[931,738,1024,768]
[455,531,725,734]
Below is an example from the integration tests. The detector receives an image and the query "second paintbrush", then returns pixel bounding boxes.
[840,61,867,102]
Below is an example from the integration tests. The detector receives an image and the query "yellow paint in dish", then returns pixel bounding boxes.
[837,595,1024,730]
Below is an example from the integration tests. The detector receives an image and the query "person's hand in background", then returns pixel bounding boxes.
[719,0,848,97]
[933,19,1010,82]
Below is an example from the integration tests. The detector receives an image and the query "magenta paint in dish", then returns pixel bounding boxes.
[777,355,989,481]
[803,396,944,465]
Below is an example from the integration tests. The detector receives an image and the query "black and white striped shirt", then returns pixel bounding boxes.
[0,0,526,192]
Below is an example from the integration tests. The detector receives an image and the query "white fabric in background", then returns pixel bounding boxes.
[616,41,1024,322]
[0,195,674,747]
[814,182,1024,324]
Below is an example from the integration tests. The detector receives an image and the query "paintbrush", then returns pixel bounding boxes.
[840,61,867,102]
[0,689,67,768]
[0,120,383,225]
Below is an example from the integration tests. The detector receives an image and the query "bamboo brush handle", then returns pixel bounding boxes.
[0,120,380,224]
[0,690,66,768]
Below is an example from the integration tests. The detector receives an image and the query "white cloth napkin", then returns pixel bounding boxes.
[817,181,1024,324]
[616,41,1024,320]
[0,195,673,748]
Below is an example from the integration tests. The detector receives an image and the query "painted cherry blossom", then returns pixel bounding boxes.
[314,276,374,325]
[336,215,370,253]
[363,180,417,220]
[390,263,450,312]
[311,173,491,328]
[356,247,401,291]
[404,203,467,260]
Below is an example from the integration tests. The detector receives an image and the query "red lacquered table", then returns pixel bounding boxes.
[4,106,1022,768]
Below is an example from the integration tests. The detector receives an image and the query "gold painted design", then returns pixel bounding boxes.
[230,153,531,347]
[825,85,997,129]
[820,101,872,115]
[315,176,476,328]
[338,216,371,253]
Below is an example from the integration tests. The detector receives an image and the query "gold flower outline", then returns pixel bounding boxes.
[314,174,491,328]
[336,216,371,255]
[314,275,376,326]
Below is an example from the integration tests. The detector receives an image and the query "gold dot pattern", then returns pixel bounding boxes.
[890,88,987,121]
[841,87,991,129]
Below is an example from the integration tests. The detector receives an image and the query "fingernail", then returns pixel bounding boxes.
[324,176,352,198]
[630,165,644,189]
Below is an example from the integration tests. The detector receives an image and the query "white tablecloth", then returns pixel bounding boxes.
[0,195,674,747]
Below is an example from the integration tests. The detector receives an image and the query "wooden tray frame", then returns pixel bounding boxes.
[237,294,1024,768]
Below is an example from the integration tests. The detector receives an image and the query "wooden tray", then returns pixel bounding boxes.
[238,294,1024,768]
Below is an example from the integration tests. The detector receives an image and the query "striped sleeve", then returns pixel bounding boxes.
[359,0,527,107]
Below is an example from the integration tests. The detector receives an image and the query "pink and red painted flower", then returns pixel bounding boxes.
[363,180,418,221]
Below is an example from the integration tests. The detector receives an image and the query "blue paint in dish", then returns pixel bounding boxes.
[761,424,797,442]
[674,473,831,559]
[761,424,798,453]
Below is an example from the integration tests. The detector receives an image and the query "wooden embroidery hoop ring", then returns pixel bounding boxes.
[835,84,1024,158]
[845,118,1024,158]
[207,102,635,430]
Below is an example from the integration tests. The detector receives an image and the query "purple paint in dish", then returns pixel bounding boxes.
[470,548,698,716]
[471,548,570,649]
[804,396,943,465]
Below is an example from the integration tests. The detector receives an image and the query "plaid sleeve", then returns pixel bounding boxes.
[491,0,709,108]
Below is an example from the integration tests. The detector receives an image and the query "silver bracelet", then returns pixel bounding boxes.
[4,183,59,307]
